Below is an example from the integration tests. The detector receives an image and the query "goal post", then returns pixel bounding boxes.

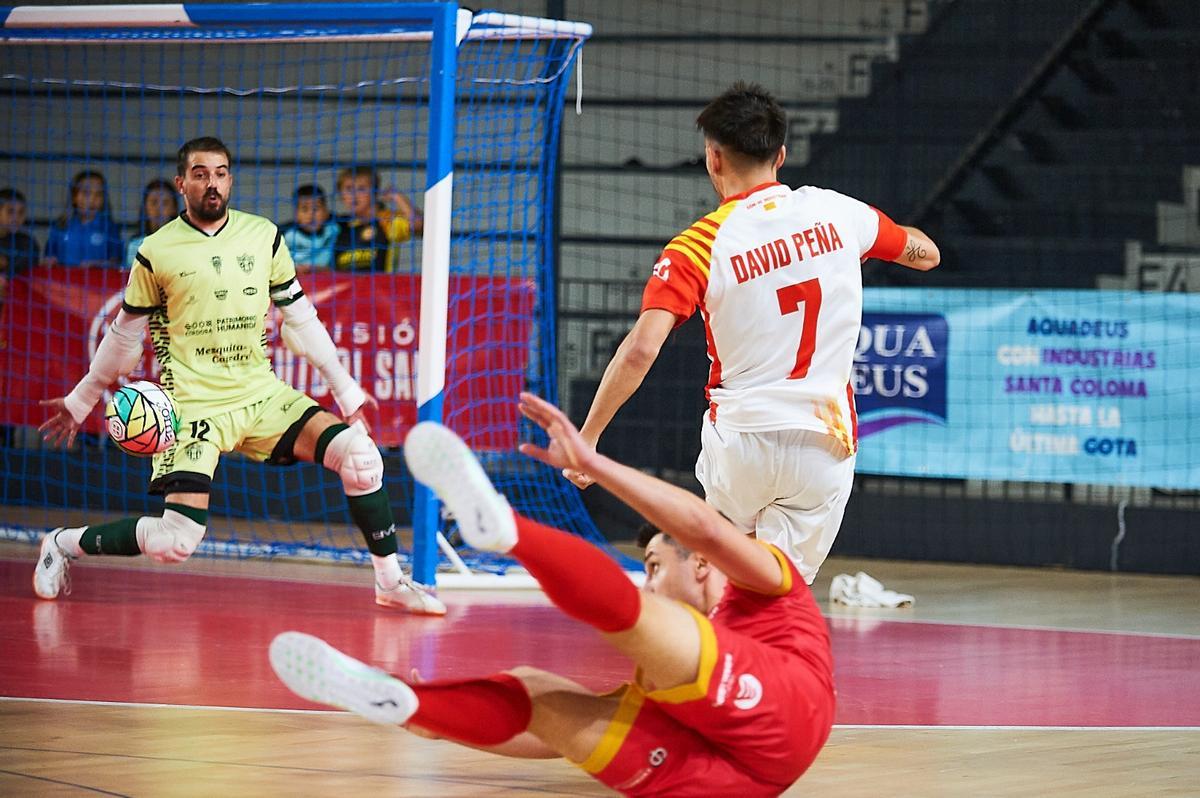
[0,3,617,586]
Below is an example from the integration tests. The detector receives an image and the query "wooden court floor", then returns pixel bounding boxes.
[2,542,1198,797]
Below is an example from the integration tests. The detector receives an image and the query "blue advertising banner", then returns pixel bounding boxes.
[854,289,1200,489]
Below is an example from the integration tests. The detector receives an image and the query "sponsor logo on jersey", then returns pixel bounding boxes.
[714,652,735,706]
[854,312,949,437]
[648,747,668,767]
[243,286,258,296]
[238,254,254,273]
[652,257,670,281]
[214,289,228,300]
[732,673,763,710]
[211,256,223,273]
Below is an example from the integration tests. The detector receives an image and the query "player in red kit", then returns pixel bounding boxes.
[568,82,940,584]
[270,392,835,797]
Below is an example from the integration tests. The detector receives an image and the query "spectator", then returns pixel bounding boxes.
[333,166,421,273]
[44,169,124,267]
[281,184,339,273]
[0,187,40,282]
[124,178,180,268]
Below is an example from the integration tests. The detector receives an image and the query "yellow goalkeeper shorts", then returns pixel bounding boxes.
[148,379,321,495]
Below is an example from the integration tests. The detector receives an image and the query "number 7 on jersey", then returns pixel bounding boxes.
[776,278,822,380]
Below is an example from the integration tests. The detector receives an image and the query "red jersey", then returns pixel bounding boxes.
[710,541,834,682]
[585,544,836,796]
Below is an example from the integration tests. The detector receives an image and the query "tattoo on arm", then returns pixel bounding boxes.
[905,241,927,262]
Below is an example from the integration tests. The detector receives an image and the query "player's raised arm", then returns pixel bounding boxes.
[896,225,940,271]
[40,308,149,447]
[854,197,940,272]
[518,392,784,594]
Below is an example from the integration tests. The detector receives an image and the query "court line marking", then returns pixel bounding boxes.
[3,553,1197,639]
[827,613,1200,641]
[0,769,130,797]
[3,696,1198,730]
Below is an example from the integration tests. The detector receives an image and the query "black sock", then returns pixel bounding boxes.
[78,518,141,556]
[348,488,398,556]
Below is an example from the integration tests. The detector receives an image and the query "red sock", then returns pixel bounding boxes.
[408,673,532,746]
[511,514,641,634]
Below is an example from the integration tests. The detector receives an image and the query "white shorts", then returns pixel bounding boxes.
[695,418,856,585]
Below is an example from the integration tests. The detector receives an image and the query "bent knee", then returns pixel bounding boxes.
[323,424,385,496]
[137,510,206,564]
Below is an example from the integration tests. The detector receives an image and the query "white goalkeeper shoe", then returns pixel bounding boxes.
[269,631,417,726]
[33,528,77,600]
[375,573,447,616]
[404,422,517,553]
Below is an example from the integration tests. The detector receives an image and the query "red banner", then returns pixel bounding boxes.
[0,267,535,448]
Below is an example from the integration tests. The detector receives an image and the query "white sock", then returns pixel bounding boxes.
[55,528,85,558]
[371,553,404,590]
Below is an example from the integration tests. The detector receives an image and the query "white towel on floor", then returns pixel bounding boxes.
[829,571,914,608]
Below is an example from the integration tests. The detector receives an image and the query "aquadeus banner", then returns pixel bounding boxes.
[853,288,1200,489]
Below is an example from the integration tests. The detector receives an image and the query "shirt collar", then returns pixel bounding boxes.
[722,181,783,203]
[180,210,231,237]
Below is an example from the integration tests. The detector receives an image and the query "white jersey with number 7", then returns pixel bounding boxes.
[640,181,907,455]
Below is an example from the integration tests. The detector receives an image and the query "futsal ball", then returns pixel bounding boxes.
[105,380,181,457]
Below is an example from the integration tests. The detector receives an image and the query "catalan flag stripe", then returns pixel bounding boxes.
[679,230,712,255]
[672,236,710,264]
[665,243,709,277]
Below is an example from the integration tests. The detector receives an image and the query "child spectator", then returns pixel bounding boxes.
[333,166,422,273]
[281,184,339,272]
[0,187,40,281]
[124,178,180,267]
[44,169,124,267]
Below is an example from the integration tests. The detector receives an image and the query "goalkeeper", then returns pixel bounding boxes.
[34,137,445,616]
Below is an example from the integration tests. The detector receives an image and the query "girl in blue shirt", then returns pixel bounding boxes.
[124,178,180,268]
[44,170,124,267]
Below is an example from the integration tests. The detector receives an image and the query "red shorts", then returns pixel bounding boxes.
[578,606,835,797]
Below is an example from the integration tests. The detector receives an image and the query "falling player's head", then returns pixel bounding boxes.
[176,137,233,223]
[637,522,716,610]
[696,82,787,193]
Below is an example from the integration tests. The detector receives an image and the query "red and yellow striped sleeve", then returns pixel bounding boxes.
[640,205,733,324]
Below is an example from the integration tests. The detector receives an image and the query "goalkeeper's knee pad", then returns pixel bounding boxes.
[136,508,206,564]
[322,422,384,497]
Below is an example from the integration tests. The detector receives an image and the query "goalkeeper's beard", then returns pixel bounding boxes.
[191,191,228,223]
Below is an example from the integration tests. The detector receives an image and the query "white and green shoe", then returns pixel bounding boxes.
[403,421,517,553]
[269,632,417,726]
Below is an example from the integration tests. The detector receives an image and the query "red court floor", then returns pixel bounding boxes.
[2,558,1199,728]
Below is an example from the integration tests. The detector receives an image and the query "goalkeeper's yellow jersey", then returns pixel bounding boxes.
[123,209,305,420]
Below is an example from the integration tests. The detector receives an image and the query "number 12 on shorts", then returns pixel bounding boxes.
[776,278,822,379]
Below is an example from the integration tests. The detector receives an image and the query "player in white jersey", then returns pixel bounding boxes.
[568,82,940,583]
[34,137,444,615]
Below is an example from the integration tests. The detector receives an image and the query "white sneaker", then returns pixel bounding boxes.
[404,421,517,553]
[375,573,447,616]
[33,528,76,600]
[269,631,418,725]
